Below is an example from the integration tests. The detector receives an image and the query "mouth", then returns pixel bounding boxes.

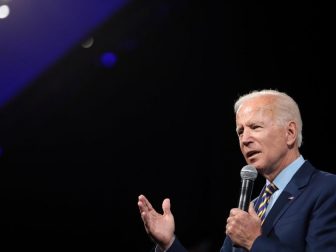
[246,150,260,159]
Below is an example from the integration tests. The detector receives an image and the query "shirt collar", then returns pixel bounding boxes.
[267,155,305,191]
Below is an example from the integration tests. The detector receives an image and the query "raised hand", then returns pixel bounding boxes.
[138,194,176,250]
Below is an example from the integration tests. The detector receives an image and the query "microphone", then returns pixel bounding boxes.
[237,165,258,211]
[232,165,258,252]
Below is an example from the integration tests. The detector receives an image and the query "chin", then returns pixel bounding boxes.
[247,159,258,166]
[249,162,262,171]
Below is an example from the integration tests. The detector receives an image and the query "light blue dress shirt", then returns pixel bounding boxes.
[265,155,305,216]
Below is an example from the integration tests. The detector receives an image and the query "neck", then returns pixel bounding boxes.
[264,150,301,182]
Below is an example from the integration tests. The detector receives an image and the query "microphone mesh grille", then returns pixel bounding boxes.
[240,165,258,180]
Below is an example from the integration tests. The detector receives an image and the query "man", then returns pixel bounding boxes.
[138,89,336,251]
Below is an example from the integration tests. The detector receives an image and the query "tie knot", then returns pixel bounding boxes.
[265,183,278,195]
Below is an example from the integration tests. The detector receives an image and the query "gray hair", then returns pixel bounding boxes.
[234,89,303,147]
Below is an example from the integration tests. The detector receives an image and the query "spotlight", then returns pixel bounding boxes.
[81,37,95,49]
[0,5,10,19]
[100,52,118,68]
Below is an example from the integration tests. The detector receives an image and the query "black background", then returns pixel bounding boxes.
[0,0,332,251]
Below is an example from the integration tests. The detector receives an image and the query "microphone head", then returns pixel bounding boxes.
[240,165,258,181]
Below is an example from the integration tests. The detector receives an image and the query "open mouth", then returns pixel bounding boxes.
[246,150,260,158]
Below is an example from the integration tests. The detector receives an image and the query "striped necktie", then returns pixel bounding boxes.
[257,183,278,224]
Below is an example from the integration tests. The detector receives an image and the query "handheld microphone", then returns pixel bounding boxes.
[232,165,258,251]
[238,165,258,211]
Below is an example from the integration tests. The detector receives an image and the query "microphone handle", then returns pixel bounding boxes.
[238,179,254,212]
[232,179,255,251]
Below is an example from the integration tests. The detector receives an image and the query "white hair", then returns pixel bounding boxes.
[234,89,303,147]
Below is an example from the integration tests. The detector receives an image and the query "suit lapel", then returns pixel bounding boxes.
[261,161,316,235]
[261,189,295,234]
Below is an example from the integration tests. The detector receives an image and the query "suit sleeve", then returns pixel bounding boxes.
[166,238,188,252]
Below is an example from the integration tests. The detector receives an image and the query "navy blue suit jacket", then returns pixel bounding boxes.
[221,160,336,251]
[165,161,336,252]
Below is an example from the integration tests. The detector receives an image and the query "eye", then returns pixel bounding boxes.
[251,124,262,130]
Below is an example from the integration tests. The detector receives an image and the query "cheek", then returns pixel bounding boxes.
[267,128,286,144]
[266,135,287,155]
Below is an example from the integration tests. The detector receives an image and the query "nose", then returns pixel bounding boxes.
[240,129,252,146]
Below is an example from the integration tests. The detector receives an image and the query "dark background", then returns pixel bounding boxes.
[0,0,332,251]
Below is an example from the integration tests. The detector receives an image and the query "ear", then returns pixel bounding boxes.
[286,121,297,146]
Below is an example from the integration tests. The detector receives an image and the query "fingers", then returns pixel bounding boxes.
[138,194,153,213]
[229,208,239,217]
[138,195,154,231]
[226,208,245,235]
[226,210,236,237]
[138,194,172,217]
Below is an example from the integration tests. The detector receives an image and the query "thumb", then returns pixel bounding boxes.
[248,202,258,218]
[162,198,172,215]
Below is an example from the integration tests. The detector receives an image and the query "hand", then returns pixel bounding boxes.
[138,194,175,250]
[225,202,262,250]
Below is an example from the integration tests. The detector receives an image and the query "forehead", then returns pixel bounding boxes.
[236,97,275,122]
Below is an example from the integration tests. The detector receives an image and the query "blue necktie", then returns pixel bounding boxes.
[257,183,278,224]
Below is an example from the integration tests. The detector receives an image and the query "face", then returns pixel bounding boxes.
[235,96,292,177]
